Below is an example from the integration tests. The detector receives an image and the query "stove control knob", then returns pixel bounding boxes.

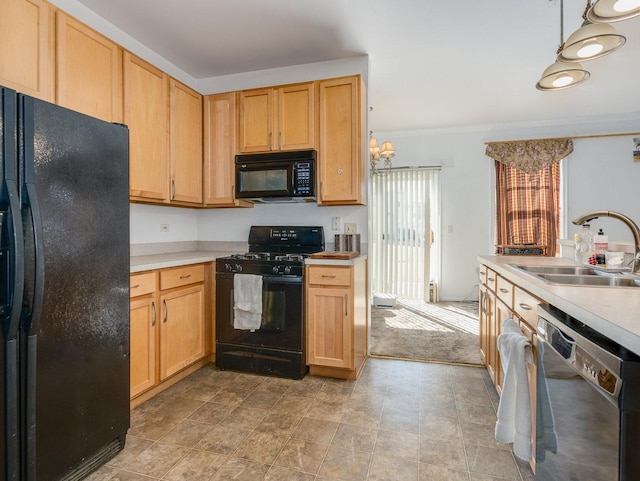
[225,263,232,272]
[272,265,280,274]
[284,266,291,274]
[235,264,243,272]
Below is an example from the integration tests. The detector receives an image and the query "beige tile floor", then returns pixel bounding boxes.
[87,359,534,481]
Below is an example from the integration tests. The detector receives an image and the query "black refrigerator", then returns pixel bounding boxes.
[1,87,130,481]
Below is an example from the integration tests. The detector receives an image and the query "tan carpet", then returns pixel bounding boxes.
[370,299,482,365]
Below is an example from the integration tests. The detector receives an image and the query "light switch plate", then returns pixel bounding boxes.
[345,223,357,234]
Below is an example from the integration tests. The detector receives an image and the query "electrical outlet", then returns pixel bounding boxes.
[331,217,341,231]
[160,224,170,232]
[345,223,357,234]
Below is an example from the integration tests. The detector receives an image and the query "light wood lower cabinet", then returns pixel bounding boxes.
[305,260,368,380]
[130,263,210,406]
[159,284,205,380]
[129,271,157,398]
[479,262,542,473]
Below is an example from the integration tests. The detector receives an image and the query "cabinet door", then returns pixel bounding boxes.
[55,12,122,122]
[170,79,203,205]
[124,52,170,203]
[130,296,157,398]
[278,83,314,151]
[204,92,241,206]
[159,284,205,380]
[479,283,491,366]
[493,297,513,395]
[0,0,52,100]
[306,286,352,369]
[238,88,273,153]
[317,76,363,205]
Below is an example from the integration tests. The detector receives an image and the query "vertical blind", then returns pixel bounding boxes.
[370,168,439,301]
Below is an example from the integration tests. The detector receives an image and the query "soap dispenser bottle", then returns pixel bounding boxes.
[574,224,594,265]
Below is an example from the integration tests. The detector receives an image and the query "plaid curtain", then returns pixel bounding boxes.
[495,160,560,256]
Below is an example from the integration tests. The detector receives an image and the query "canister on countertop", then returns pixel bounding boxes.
[334,234,360,253]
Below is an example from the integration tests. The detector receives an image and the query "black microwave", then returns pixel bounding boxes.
[235,150,316,203]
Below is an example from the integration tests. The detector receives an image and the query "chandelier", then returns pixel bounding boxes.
[369,132,396,174]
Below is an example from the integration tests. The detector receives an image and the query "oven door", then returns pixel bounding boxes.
[216,272,304,351]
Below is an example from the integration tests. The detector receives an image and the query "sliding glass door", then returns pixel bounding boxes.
[369,168,440,301]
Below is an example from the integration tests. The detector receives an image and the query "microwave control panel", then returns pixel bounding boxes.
[293,162,313,196]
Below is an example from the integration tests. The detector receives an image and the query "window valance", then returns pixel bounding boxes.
[485,138,573,174]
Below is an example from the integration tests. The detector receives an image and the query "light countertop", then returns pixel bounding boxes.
[305,254,367,266]
[479,255,640,355]
[130,250,367,272]
[130,250,236,272]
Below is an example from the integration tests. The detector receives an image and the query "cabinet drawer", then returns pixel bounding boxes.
[486,268,497,292]
[479,264,488,285]
[307,266,351,286]
[160,264,205,290]
[130,272,156,297]
[514,286,540,330]
[496,276,514,307]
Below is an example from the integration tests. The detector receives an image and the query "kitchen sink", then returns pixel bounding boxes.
[508,264,639,287]
[536,274,638,287]
[512,265,598,276]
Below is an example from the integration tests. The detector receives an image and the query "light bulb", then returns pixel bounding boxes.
[577,42,604,58]
[614,0,640,12]
[552,75,573,88]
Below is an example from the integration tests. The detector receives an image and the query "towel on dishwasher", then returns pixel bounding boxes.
[233,274,263,330]
[495,318,533,461]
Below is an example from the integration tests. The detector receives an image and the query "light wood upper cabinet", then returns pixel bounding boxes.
[317,75,366,205]
[170,79,203,205]
[0,0,53,100]
[203,92,252,207]
[55,11,122,122]
[238,82,314,153]
[124,52,170,203]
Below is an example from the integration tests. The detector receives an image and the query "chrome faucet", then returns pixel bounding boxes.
[572,210,640,274]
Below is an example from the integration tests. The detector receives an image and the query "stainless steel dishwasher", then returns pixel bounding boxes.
[536,305,640,481]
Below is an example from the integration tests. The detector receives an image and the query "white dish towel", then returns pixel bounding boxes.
[495,318,533,462]
[233,274,263,330]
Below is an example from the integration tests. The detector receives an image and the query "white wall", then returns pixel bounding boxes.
[376,113,640,301]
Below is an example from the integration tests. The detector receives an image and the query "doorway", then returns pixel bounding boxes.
[369,167,440,301]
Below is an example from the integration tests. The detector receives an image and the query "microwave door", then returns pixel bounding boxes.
[236,162,293,199]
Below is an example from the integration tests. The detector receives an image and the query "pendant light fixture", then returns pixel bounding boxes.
[587,0,640,23]
[558,1,626,61]
[537,0,590,91]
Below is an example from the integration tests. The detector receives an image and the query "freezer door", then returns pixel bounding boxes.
[1,87,24,481]
[20,95,130,481]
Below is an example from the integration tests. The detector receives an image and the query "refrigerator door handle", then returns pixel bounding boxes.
[22,181,45,335]
[3,180,25,339]
[19,95,45,336]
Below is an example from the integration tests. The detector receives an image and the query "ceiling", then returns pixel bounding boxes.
[74,0,640,133]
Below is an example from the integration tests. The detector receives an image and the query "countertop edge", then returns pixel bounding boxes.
[478,255,640,355]
[305,254,368,266]
[130,250,236,273]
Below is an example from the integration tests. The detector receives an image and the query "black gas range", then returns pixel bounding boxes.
[215,226,325,379]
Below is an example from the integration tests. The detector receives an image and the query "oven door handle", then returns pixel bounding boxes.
[261,275,303,285]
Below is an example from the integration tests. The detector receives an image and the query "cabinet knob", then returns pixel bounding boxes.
[337,169,343,174]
